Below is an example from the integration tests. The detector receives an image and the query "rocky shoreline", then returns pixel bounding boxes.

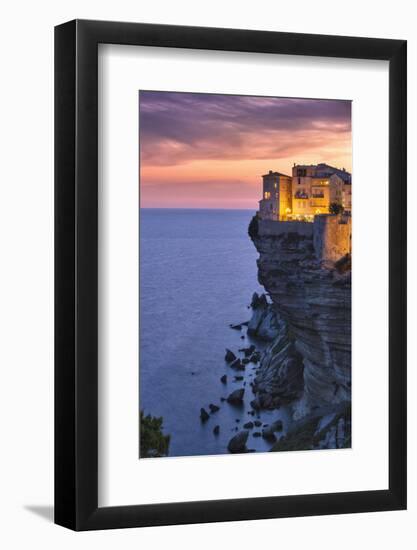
[196,213,352,454]
[248,214,352,450]
[196,287,350,454]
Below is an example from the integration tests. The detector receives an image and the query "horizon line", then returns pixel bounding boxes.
[139,206,257,211]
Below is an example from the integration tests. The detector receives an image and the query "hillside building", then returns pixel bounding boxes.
[258,163,351,222]
[258,171,292,221]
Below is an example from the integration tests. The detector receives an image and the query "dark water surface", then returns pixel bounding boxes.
[140,208,289,457]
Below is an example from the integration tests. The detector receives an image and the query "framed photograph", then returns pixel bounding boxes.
[55,19,407,530]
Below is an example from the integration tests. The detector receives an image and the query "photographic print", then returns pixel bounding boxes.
[139,91,352,458]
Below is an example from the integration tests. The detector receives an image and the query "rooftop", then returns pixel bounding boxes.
[294,162,351,183]
[262,170,291,178]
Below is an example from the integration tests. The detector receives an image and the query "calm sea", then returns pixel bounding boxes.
[139,208,289,457]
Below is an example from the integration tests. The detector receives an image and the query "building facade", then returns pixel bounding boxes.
[291,163,351,220]
[258,163,351,222]
[258,170,292,221]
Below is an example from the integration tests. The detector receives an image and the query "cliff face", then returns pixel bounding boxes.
[250,222,351,421]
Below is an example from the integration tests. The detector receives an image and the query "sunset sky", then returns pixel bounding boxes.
[139,91,351,209]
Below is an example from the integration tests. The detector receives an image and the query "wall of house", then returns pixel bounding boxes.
[329,174,343,204]
[343,184,352,211]
[258,198,276,220]
[278,177,292,219]
[292,176,331,216]
[260,173,280,219]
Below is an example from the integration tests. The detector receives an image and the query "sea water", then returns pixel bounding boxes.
[139,208,289,457]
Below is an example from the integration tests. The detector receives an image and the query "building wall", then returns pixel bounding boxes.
[257,215,352,265]
[257,218,314,237]
[291,167,331,217]
[313,214,352,262]
[259,172,280,220]
[329,174,343,204]
[329,174,352,212]
[278,176,292,220]
[290,166,352,218]
[310,179,330,213]
[258,198,276,220]
[343,183,352,211]
[259,172,292,220]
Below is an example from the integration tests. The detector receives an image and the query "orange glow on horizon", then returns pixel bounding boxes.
[139,92,352,209]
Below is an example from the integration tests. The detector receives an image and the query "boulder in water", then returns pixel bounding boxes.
[262,426,277,441]
[225,349,237,362]
[227,388,245,405]
[227,430,249,453]
[200,408,210,422]
[230,359,245,371]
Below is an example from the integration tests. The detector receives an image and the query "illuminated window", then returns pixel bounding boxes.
[264,191,271,199]
[274,182,277,188]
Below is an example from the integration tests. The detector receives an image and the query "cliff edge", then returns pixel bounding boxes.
[249,215,351,426]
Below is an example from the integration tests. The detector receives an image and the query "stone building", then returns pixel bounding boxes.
[291,163,351,219]
[258,163,351,222]
[258,170,292,221]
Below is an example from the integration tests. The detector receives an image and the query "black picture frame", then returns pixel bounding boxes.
[55,19,407,531]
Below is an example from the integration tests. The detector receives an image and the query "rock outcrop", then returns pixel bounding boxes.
[226,388,245,405]
[251,322,304,409]
[249,217,351,423]
[225,349,237,363]
[200,408,210,422]
[271,403,351,451]
[227,430,249,453]
[247,292,281,340]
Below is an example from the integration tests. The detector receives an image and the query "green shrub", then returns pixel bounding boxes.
[140,410,171,458]
[329,202,344,215]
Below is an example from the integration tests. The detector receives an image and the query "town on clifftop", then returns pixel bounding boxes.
[258,163,351,223]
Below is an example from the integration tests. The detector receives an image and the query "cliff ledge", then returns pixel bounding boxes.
[249,215,351,449]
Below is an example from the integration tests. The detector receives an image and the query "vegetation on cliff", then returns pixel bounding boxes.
[329,202,344,215]
[140,411,171,458]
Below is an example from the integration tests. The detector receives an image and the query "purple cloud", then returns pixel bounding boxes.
[139,91,351,167]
